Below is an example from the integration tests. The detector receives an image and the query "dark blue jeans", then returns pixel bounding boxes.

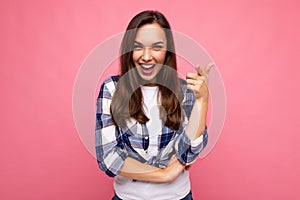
[112,191,193,200]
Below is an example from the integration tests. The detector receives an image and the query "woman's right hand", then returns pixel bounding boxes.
[161,155,185,182]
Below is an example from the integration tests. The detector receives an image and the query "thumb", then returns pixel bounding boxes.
[195,64,204,76]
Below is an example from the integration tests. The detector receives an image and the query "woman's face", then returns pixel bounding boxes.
[132,23,167,83]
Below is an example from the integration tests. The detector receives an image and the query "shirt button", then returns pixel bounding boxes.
[144,136,149,140]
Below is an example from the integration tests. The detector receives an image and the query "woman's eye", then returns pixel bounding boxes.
[133,45,143,50]
[152,45,163,50]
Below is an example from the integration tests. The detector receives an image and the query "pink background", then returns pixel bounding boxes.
[1,0,299,199]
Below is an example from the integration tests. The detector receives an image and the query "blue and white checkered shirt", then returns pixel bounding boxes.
[96,75,208,177]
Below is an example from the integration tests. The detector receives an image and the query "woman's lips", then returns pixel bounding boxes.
[140,64,155,74]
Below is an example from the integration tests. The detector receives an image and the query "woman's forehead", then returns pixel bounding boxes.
[135,23,166,45]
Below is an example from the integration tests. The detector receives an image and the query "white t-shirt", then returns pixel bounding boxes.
[114,86,191,200]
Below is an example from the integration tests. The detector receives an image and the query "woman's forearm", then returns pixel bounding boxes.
[118,156,185,182]
[118,157,165,182]
[185,64,212,141]
[185,98,208,140]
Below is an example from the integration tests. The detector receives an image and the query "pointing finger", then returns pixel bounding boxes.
[204,62,214,74]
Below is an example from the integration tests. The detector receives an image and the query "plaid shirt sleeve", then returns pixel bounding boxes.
[174,80,208,165]
[95,76,128,177]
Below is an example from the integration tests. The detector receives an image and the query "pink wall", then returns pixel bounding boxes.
[1,0,299,199]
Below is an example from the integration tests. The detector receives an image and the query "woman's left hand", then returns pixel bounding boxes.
[186,63,214,100]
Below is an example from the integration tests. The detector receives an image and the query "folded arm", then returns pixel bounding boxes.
[96,77,185,182]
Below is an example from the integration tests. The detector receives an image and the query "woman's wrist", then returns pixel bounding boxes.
[195,97,208,105]
[160,158,185,182]
[159,168,171,182]
[186,101,207,139]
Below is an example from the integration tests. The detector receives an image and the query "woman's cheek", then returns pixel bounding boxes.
[154,51,167,64]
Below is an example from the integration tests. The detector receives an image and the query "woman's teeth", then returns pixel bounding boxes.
[140,64,155,70]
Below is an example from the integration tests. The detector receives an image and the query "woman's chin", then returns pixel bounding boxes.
[140,75,156,83]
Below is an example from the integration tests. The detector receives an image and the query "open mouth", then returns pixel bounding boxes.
[139,64,156,74]
[140,64,155,70]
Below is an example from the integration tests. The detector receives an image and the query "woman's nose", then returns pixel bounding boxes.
[142,48,152,61]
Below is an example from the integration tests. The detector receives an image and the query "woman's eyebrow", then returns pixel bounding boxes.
[134,41,165,45]
[133,41,143,45]
[152,41,165,45]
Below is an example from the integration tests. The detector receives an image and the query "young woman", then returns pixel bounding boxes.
[96,10,211,200]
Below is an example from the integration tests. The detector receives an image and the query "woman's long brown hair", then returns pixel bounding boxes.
[110,10,183,130]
